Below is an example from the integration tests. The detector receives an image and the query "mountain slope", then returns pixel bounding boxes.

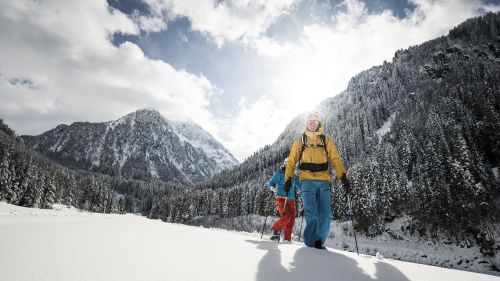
[1,117,183,216]
[21,109,238,184]
[171,121,237,172]
[1,202,497,281]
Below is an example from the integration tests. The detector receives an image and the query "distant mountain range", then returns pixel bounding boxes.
[21,109,238,184]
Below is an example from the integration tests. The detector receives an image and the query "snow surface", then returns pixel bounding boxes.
[375,113,396,143]
[0,203,498,281]
[188,214,500,275]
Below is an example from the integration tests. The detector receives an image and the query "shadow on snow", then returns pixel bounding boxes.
[247,240,411,281]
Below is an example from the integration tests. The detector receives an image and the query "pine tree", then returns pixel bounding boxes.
[117,197,126,214]
[221,190,229,217]
[17,158,33,206]
[31,171,43,208]
[7,158,20,204]
[105,190,118,213]
[41,172,56,209]
[210,192,221,215]
[18,163,37,207]
[0,145,12,202]
[240,186,249,216]
[62,174,76,207]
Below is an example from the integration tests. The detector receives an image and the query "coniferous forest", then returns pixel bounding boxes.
[1,12,499,263]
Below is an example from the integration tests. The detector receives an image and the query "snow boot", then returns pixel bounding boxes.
[314,239,326,250]
[270,229,280,242]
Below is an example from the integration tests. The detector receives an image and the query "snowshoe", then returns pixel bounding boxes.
[270,234,280,242]
[270,229,280,242]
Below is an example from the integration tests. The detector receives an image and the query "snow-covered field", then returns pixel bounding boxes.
[328,217,500,275]
[0,202,498,281]
[188,214,500,275]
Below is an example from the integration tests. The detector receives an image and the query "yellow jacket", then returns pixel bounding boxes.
[285,124,346,182]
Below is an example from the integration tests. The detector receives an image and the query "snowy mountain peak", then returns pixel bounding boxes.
[115,108,165,129]
[129,108,164,121]
[21,110,238,184]
[171,121,238,171]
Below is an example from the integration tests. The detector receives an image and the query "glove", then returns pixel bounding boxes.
[340,174,351,193]
[283,178,292,194]
[270,183,276,194]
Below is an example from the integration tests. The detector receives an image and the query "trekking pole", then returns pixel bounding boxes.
[283,194,288,216]
[297,213,304,241]
[260,215,268,239]
[260,191,274,239]
[346,191,359,255]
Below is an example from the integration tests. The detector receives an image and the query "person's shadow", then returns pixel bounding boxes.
[248,240,411,281]
[247,240,289,281]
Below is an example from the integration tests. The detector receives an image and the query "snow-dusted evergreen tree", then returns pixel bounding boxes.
[62,174,76,207]
[17,157,33,206]
[117,197,126,214]
[240,186,250,216]
[40,172,56,209]
[210,192,221,215]
[0,145,12,201]
[31,171,43,208]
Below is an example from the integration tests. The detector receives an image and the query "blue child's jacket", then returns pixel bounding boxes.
[268,168,300,200]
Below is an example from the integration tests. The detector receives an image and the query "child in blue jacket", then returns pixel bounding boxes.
[268,158,300,242]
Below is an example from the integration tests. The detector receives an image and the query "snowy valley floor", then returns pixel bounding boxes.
[188,214,500,275]
[0,203,498,281]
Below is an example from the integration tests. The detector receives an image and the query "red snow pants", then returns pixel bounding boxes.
[272,197,296,241]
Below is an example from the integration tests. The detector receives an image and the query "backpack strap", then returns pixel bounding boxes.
[298,133,307,164]
[298,133,328,164]
[320,134,329,159]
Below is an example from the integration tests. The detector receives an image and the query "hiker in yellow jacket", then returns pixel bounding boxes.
[283,111,350,249]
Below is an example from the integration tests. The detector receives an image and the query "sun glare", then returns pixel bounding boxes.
[270,44,347,114]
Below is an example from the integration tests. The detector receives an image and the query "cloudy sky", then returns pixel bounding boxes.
[1,0,499,161]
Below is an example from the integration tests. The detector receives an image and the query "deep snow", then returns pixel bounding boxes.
[188,214,500,275]
[0,203,498,281]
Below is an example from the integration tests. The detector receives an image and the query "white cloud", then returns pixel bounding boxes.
[220,96,295,161]
[142,0,298,46]
[0,0,219,139]
[131,11,168,33]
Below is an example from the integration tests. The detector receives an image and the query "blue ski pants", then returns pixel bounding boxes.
[301,180,332,247]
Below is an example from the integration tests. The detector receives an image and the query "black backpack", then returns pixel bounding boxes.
[297,133,329,172]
